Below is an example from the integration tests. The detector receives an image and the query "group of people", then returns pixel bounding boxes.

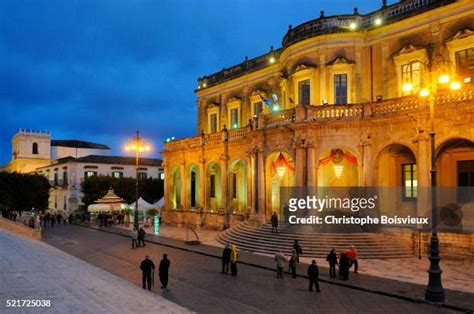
[326,245,358,281]
[130,227,147,249]
[140,254,171,291]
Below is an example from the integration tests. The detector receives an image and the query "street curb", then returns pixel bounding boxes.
[74,224,472,313]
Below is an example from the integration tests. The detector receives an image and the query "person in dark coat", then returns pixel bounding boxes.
[68,214,73,224]
[56,213,62,226]
[159,254,171,289]
[138,227,146,247]
[289,249,298,278]
[326,248,338,278]
[140,255,155,290]
[307,260,321,292]
[339,252,350,281]
[221,244,231,274]
[271,212,278,233]
[293,240,303,263]
[50,215,56,228]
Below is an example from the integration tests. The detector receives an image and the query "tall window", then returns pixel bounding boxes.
[63,196,67,210]
[334,74,348,104]
[63,172,68,187]
[253,101,263,116]
[230,108,239,129]
[457,160,474,186]
[32,142,38,155]
[401,62,421,95]
[402,163,417,199]
[298,79,310,106]
[138,172,147,180]
[455,48,474,79]
[54,173,59,186]
[112,171,123,179]
[210,174,216,198]
[231,173,237,199]
[210,113,218,133]
[54,195,57,209]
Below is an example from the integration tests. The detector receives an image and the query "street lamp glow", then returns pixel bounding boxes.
[449,81,461,90]
[402,82,413,92]
[349,22,357,30]
[269,56,276,64]
[419,89,430,97]
[438,74,450,84]
[374,17,382,26]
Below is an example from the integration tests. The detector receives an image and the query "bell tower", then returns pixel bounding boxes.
[8,129,52,173]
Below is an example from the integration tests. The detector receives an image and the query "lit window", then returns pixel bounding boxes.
[210,113,218,133]
[230,108,239,129]
[401,62,421,95]
[455,48,474,81]
[334,74,348,104]
[254,101,263,116]
[112,171,123,179]
[84,171,97,178]
[299,80,310,106]
[402,164,417,199]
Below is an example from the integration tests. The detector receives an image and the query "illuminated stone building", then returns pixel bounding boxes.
[162,0,474,242]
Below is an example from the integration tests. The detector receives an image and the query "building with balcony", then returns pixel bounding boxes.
[162,0,474,250]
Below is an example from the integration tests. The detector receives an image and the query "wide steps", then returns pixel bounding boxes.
[218,222,414,259]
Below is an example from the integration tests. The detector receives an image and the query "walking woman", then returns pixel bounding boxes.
[230,245,239,276]
[289,249,298,278]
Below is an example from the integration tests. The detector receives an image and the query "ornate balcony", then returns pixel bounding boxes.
[164,87,473,152]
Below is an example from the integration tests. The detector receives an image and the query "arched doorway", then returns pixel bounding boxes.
[317,148,358,187]
[229,160,247,213]
[436,138,474,187]
[376,144,417,216]
[207,162,222,212]
[188,164,200,209]
[266,151,295,218]
[170,167,181,209]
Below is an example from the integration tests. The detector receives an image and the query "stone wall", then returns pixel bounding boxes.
[0,218,42,240]
[385,228,474,260]
[160,209,245,231]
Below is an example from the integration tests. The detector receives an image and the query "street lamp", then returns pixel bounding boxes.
[125,130,151,230]
[419,66,462,303]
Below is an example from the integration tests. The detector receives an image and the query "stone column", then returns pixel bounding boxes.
[361,140,373,186]
[295,147,306,187]
[319,48,327,103]
[163,162,169,209]
[416,135,431,218]
[221,127,229,227]
[257,149,266,216]
[307,146,316,187]
[200,158,206,210]
[246,153,253,212]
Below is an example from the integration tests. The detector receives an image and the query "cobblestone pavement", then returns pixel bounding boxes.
[41,225,463,314]
[0,229,189,314]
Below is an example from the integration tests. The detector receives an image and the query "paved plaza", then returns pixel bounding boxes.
[0,229,189,313]
[38,224,468,313]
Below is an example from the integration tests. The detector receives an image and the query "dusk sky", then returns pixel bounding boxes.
[1,0,393,165]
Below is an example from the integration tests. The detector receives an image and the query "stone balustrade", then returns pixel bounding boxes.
[164,87,473,151]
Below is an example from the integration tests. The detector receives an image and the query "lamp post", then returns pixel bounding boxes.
[125,131,151,231]
[415,67,462,303]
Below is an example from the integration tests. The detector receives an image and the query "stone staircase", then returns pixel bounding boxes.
[217,222,414,259]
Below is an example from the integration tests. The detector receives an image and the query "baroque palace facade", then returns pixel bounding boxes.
[162,0,474,231]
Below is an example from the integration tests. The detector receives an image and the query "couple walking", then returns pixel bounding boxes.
[221,244,239,276]
[274,251,321,292]
[131,227,146,248]
[140,254,171,290]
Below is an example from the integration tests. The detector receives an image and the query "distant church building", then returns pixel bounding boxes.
[2,129,162,213]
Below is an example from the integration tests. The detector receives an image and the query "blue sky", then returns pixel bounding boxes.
[0,0,393,164]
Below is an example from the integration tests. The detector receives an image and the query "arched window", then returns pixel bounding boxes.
[32,142,38,155]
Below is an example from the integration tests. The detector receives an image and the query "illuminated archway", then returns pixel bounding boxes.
[436,138,474,187]
[229,160,247,213]
[170,167,181,209]
[187,164,200,209]
[265,151,295,218]
[317,148,358,187]
[207,162,222,212]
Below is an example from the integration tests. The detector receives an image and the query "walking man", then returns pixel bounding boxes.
[326,248,338,278]
[289,249,298,278]
[307,260,321,292]
[271,212,278,233]
[138,227,146,247]
[131,227,138,249]
[159,254,171,289]
[230,245,239,276]
[274,251,286,279]
[221,244,231,274]
[140,255,155,291]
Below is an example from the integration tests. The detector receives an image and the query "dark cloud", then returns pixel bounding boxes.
[0,0,387,164]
